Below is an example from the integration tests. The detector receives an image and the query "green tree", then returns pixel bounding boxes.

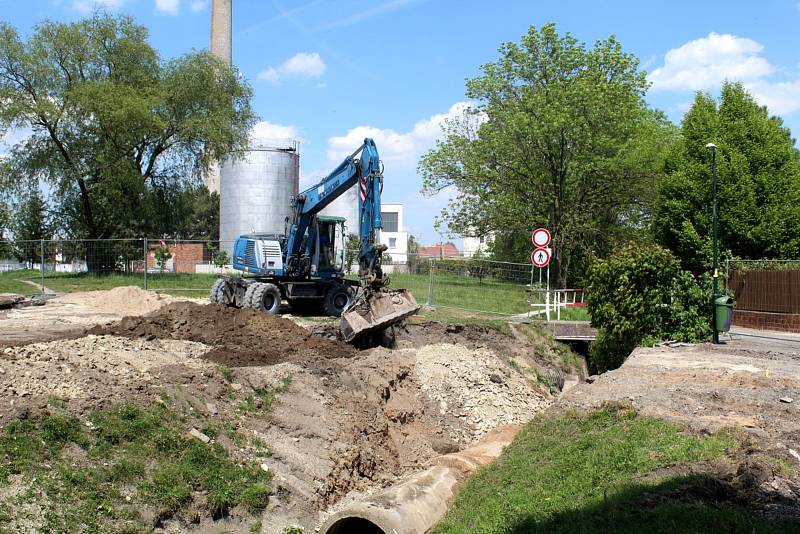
[586,243,710,372]
[10,186,51,263]
[0,14,254,268]
[150,184,220,241]
[208,242,230,268]
[419,23,675,287]
[153,245,172,273]
[344,234,359,275]
[653,82,800,271]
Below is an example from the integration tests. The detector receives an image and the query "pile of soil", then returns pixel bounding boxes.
[395,322,513,350]
[90,302,355,366]
[60,286,175,316]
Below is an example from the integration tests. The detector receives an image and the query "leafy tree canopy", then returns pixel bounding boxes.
[0,13,254,243]
[419,23,676,286]
[653,82,800,271]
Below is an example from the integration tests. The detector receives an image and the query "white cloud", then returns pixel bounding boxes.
[651,32,800,115]
[325,102,473,171]
[747,80,800,116]
[155,0,179,15]
[258,52,326,84]
[72,0,126,12]
[189,0,208,12]
[649,33,772,91]
[251,120,299,141]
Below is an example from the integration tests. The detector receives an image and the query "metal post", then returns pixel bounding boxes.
[707,143,720,344]
[528,264,534,318]
[557,290,561,321]
[39,239,45,295]
[143,237,148,291]
[545,264,550,322]
[426,258,433,306]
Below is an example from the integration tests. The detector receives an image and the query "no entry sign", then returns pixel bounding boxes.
[532,228,551,248]
[531,247,551,268]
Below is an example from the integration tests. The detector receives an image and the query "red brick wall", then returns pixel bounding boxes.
[733,309,800,333]
[147,243,211,273]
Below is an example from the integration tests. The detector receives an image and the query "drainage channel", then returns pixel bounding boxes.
[319,425,521,534]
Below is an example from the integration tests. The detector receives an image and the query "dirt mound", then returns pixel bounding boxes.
[60,286,176,316]
[90,302,355,366]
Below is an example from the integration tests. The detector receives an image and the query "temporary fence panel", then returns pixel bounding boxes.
[1,239,572,319]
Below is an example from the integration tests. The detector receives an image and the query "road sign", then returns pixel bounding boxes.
[531,247,551,268]
[532,228,551,248]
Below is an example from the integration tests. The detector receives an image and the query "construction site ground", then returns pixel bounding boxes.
[0,287,576,533]
[1,287,799,532]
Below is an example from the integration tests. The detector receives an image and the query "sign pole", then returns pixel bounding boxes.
[546,263,550,322]
[530,229,553,320]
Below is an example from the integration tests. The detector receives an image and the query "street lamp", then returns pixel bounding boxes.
[706,142,719,344]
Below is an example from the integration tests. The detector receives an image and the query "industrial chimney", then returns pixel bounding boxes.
[210,0,232,65]
[205,0,232,193]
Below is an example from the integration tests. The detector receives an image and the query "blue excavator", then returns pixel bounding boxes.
[210,138,420,342]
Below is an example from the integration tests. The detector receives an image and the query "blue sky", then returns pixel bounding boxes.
[2,0,800,246]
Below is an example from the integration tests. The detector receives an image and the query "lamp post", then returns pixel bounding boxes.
[706,142,719,344]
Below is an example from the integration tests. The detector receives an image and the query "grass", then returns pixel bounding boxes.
[0,267,591,322]
[0,403,271,532]
[392,272,531,315]
[240,374,293,414]
[433,405,799,534]
[217,364,235,383]
[0,269,219,297]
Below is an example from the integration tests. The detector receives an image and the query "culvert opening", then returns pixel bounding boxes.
[325,517,386,534]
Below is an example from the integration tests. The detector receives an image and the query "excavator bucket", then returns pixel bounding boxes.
[340,288,421,342]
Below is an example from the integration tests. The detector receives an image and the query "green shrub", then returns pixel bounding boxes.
[586,243,710,372]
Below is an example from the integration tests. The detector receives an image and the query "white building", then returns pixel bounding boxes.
[378,204,408,264]
[463,233,494,257]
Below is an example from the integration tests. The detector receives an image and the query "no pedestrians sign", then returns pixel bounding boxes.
[531,247,551,268]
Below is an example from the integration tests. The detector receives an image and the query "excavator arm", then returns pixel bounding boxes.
[285,138,419,341]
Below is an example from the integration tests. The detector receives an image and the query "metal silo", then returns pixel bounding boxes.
[220,138,300,254]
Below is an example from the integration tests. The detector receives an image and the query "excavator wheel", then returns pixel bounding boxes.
[245,282,281,315]
[323,284,354,317]
[210,278,234,306]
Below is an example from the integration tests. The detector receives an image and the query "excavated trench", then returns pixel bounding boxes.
[3,295,571,532]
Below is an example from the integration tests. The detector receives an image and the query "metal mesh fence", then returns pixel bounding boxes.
[0,239,571,319]
[0,238,236,295]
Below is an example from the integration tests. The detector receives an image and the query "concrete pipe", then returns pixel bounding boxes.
[320,425,521,534]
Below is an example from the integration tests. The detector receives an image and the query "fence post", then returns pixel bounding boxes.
[143,237,148,291]
[426,258,434,306]
[39,239,45,294]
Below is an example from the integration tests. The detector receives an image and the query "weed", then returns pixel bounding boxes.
[250,435,271,456]
[240,374,293,414]
[218,364,234,383]
[250,520,263,533]
[47,395,67,410]
[284,526,305,534]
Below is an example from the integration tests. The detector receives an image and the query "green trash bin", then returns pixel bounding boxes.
[714,295,735,332]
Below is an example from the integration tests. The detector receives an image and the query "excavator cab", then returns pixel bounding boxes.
[314,216,346,275]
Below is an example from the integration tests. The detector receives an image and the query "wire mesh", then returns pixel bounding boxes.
[0,239,556,318]
[0,238,237,296]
